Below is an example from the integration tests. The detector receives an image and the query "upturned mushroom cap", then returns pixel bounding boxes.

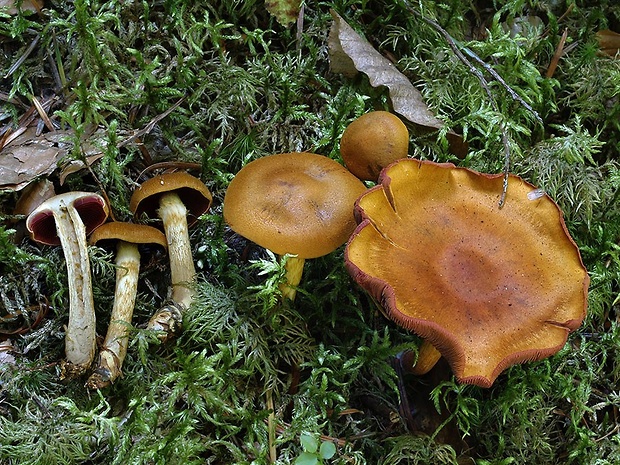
[223,152,367,259]
[129,172,212,225]
[340,111,409,182]
[345,158,589,387]
[26,191,109,245]
[89,222,167,250]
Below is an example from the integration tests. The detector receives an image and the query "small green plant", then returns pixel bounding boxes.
[294,433,337,465]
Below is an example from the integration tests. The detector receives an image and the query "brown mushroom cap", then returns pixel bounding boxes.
[223,152,367,259]
[26,192,109,246]
[345,158,589,387]
[340,111,409,182]
[89,222,168,250]
[129,172,212,225]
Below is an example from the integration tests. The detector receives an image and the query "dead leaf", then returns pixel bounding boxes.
[0,125,106,191]
[328,10,467,157]
[13,178,55,216]
[0,340,15,366]
[596,29,620,57]
[0,0,42,14]
[265,0,301,27]
[0,128,67,191]
[58,153,105,185]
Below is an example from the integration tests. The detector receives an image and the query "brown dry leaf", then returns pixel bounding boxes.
[596,29,620,56]
[58,153,105,185]
[0,339,16,365]
[0,126,106,191]
[13,178,55,216]
[264,0,301,27]
[0,0,42,14]
[328,10,467,157]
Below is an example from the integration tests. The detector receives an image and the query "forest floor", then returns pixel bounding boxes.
[1,1,619,464]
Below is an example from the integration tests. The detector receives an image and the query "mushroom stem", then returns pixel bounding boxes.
[54,204,97,378]
[86,241,140,389]
[146,192,195,334]
[159,192,195,307]
[279,255,305,301]
[403,340,442,376]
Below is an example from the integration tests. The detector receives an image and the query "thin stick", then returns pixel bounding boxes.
[118,98,185,148]
[266,388,277,462]
[546,28,568,79]
[399,0,528,207]
[4,34,40,78]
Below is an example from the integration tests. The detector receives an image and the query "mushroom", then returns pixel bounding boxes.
[26,191,109,378]
[345,158,589,387]
[340,111,409,182]
[86,222,167,389]
[129,172,212,336]
[223,152,367,301]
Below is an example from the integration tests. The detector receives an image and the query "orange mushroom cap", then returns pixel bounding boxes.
[129,172,212,226]
[345,158,589,387]
[340,111,409,182]
[223,152,367,259]
[89,222,168,250]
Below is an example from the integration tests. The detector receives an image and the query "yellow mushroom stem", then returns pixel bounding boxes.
[146,192,195,335]
[405,340,442,376]
[279,255,305,301]
[54,204,97,379]
[86,241,141,389]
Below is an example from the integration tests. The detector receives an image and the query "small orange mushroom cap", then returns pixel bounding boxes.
[345,158,589,387]
[129,172,212,226]
[223,152,367,259]
[89,222,168,250]
[340,111,409,182]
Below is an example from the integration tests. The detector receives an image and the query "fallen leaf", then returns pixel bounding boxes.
[0,128,67,191]
[0,0,42,14]
[0,340,15,366]
[0,125,106,191]
[13,178,55,216]
[596,29,620,56]
[264,0,301,27]
[328,10,467,157]
[58,153,105,185]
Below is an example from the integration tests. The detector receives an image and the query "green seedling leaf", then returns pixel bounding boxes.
[295,452,319,465]
[319,441,336,460]
[300,432,318,453]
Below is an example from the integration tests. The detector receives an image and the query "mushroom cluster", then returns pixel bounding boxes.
[86,222,167,389]
[24,170,212,385]
[23,108,589,392]
[344,158,589,387]
[339,110,409,182]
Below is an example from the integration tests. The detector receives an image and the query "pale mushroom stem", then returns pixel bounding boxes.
[54,204,97,378]
[408,340,442,376]
[278,255,305,301]
[86,241,140,389]
[146,192,195,334]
